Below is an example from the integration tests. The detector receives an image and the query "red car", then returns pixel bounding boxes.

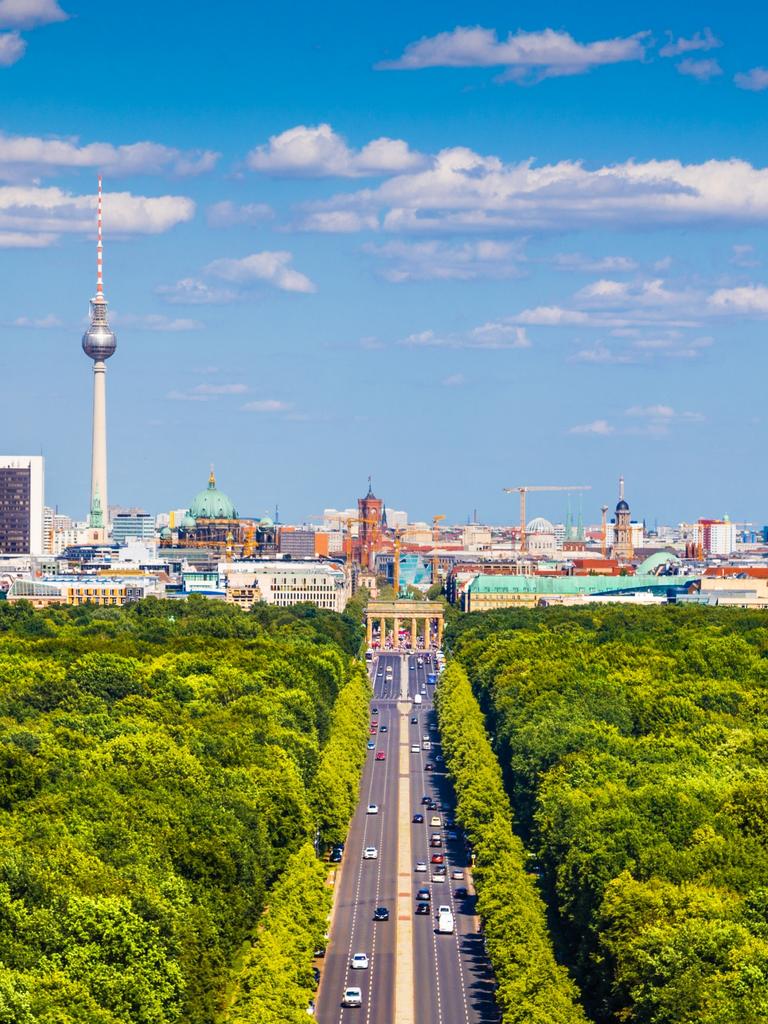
[430,853,444,864]
[376,752,386,761]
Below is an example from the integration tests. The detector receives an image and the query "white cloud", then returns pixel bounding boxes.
[707,284,768,313]
[0,229,55,246]
[364,238,526,281]
[247,123,426,177]
[0,184,194,237]
[730,244,758,267]
[242,399,291,413]
[553,252,637,272]
[734,67,768,92]
[659,28,720,58]
[192,383,248,395]
[676,57,722,81]
[311,151,768,234]
[156,277,238,305]
[575,277,695,309]
[399,323,530,350]
[167,389,210,402]
[298,210,379,232]
[378,26,648,82]
[626,403,676,419]
[441,373,465,387]
[116,314,203,332]
[516,306,593,325]
[206,201,273,227]
[571,344,637,365]
[0,29,24,64]
[569,419,615,435]
[12,313,60,327]
[0,0,67,28]
[0,132,218,179]
[205,251,316,293]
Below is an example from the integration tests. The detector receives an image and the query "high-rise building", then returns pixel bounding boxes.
[81,177,117,528]
[699,517,737,556]
[112,512,155,545]
[0,456,44,554]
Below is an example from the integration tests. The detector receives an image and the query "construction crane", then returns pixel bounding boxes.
[503,485,592,554]
[600,506,609,558]
[432,514,446,584]
[307,513,379,563]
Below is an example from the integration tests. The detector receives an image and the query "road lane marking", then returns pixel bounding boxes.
[394,691,415,1024]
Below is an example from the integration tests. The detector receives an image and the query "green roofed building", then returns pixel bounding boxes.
[464,570,699,611]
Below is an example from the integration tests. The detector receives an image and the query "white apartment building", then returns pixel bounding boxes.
[219,559,351,612]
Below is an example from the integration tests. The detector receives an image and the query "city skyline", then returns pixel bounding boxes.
[2,1,766,522]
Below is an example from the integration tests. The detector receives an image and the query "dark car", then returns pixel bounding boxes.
[421,795,430,805]
[416,887,430,901]
[371,707,379,715]
[455,886,468,898]
[312,966,320,987]
[411,716,418,724]
[412,813,424,823]
[415,901,430,915]
[380,725,388,733]
[434,865,447,875]
[373,907,389,921]
[424,762,434,771]
[329,849,342,863]
[427,800,437,810]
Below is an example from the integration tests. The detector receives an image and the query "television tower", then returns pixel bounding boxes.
[81,176,117,527]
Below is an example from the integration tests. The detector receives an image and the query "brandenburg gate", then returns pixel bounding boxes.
[365,600,444,649]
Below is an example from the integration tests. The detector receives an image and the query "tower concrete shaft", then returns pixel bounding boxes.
[91,360,108,521]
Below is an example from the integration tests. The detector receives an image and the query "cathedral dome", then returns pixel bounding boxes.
[180,513,197,530]
[189,469,237,520]
[616,499,630,512]
[527,516,555,534]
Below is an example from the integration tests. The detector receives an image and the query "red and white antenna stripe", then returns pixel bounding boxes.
[96,174,103,296]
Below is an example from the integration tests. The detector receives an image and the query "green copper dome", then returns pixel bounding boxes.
[189,469,237,520]
[180,513,197,530]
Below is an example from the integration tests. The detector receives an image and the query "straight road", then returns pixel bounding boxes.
[315,649,498,1023]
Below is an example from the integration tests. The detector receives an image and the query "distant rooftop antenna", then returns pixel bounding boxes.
[96,174,104,298]
[619,475,625,501]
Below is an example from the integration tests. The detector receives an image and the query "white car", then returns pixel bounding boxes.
[411,745,420,753]
[342,987,362,1007]
[432,873,445,883]
[452,869,465,880]
[437,904,451,916]
[363,846,378,860]
[415,860,427,872]
[351,953,369,970]
[366,804,378,815]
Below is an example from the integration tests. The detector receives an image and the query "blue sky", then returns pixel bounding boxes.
[2,0,767,526]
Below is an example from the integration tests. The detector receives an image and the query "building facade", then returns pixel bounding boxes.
[0,456,44,555]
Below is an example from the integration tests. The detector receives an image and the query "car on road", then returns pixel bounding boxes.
[371,707,379,715]
[427,800,437,810]
[416,887,430,901]
[380,725,388,733]
[421,794,430,804]
[424,762,434,771]
[366,804,378,815]
[373,906,389,921]
[432,872,445,882]
[363,846,378,859]
[415,860,427,872]
[431,853,445,864]
[412,813,424,823]
[351,953,369,970]
[455,887,468,898]
[342,987,362,1007]
[452,868,465,879]
[375,752,386,761]
[366,741,375,750]
[415,901,430,915]
[430,816,441,826]
[410,663,415,670]
[369,727,377,735]
[411,716,418,724]
[430,834,442,847]
[411,745,420,753]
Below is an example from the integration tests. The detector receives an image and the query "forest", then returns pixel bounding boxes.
[448,605,768,1024]
[0,596,369,1024]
